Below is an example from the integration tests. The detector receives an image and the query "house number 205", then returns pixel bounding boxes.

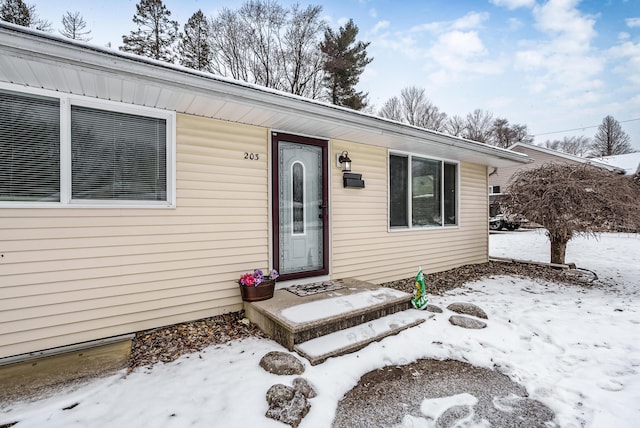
[244,152,260,160]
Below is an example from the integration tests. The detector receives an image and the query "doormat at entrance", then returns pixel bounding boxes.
[285,281,345,297]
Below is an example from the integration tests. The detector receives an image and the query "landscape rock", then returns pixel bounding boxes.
[447,302,488,319]
[449,315,487,329]
[265,384,310,427]
[259,351,305,375]
[425,304,443,313]
[293,377,317,398]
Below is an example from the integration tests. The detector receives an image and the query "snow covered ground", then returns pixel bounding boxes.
[2,229,639,427]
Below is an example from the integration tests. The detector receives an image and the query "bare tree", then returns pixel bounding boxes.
[588,115,634,157]
[281,4,325,97]
[376,94,532,145]
[60,11,91,41]
[542,136,591,157]
[490,118,532,148]
[121,0,178,63]
[379,96,403,122]
[503,163,640,264]
[1,0,51,31]
[463,109,494,143]
[209,0,326,98]
[379,86,448,132]
[240,0,286,89]
[209,8,249,81]
[178,10,211,71]
[446,115,466,137]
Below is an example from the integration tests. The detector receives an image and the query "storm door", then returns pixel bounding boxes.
[272,132,328,280]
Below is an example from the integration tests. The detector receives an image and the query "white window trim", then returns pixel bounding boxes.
[0,82,176,209]
[388,149,460,231]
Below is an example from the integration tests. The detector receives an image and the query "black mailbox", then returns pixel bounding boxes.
[343,172,365,188]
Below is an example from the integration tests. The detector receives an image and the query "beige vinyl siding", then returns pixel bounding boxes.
[0,114,270,358]
[331,141,489,283]
[489,145,583,190]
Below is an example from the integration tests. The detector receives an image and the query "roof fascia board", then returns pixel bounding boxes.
[508,142,624,172]
[1,23,529,167]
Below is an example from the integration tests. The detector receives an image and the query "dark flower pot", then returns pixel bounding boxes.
[239,279,276,302]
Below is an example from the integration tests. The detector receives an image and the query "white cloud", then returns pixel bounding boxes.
[410,11,489,33]
[619,32,631,40]
[374,31,424,61]
[514,0,605,100]
[369,8,377,19]
[337,17,350,27]
[432,31,487,59]
[425,30,504,84]
[490,0,536,10]
[533,0,597,52]
[370,20,390,35]
[452,11,490,30]
[508,17,524,31]
[626,17,640,27]
[369,11,501,86]
[608,41,640,85]
[515,48,545,68]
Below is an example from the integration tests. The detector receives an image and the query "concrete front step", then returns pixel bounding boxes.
[295,312,429,365]
[244,278,414,354]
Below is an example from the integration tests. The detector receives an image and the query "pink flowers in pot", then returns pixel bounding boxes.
[238,269,279,287]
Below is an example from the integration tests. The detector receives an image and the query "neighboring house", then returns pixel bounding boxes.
[0,23,529,361]
[489,142,625,197]
[595,152,640,176]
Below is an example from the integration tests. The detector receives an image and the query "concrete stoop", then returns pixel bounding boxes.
[245,278,427,365]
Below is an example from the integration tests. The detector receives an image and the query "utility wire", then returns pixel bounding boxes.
[533,117,640,137]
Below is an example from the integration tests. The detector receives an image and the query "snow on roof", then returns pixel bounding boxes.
[596,152,640,175]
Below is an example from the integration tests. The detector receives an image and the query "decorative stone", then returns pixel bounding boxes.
[425,304,443,313]
[265,384,310,427]
[293,377,317,398]
[449,315,487,329]
[260,351,305,375]
[447,302,488,319]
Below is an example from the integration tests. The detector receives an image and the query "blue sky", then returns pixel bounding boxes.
[35,0,640,151]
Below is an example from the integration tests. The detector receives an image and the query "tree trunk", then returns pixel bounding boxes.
[550,238,567,264]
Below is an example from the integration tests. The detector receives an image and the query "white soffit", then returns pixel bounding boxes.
[0,23,529,168]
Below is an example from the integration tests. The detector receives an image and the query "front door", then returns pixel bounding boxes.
[272,132,328,280]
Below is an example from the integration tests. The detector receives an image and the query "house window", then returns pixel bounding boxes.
[389,152,458,228]
[0,90,61,202]
[489,185,501,195]
[0,86,175,207]
[71,106,167,201]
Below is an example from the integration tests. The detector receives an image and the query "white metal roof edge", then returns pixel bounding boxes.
[508,142,625,173]
[0,22,529,167]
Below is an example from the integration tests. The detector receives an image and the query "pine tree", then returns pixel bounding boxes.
[0,0,30,26]
[120,0,178,63]
[177,10,211,71]
[1,0,51,31]
[320,19,372,110]
[60,11,91,41]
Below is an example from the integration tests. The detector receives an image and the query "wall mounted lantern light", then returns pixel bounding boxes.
[337,151,352,172]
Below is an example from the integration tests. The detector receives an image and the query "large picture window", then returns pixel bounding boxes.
[389,153,458,229]
[0,86,174,207]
